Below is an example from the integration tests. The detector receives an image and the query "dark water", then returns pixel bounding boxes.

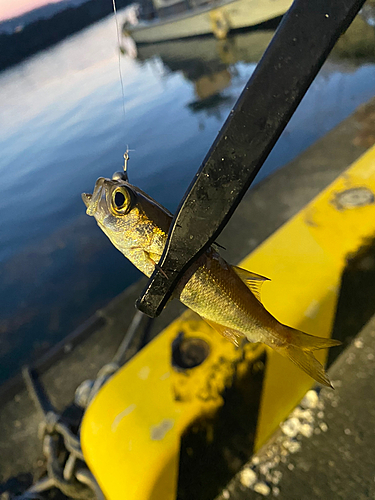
[1,13,375,383]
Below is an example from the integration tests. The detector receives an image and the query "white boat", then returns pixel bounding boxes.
[123,0,292,44]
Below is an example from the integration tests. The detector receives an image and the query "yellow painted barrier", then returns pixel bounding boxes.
[81,144,375,499]
[82,313,263,500]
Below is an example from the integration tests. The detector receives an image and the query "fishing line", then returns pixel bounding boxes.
[112,0,127,121]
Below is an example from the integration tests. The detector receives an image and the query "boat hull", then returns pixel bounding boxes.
[125,0,292,43]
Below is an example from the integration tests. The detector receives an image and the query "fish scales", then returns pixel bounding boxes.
[179,252,270,346]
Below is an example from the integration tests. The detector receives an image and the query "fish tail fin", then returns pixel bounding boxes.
[285,327,342,350]
[273,326,341,388]
[282,344,333,387]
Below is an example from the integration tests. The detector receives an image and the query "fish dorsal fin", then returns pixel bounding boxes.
[203,318,244,347]
[232,266,270,302]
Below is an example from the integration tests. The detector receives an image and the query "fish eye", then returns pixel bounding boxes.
[111,187,130,214]
[114,191,126,208]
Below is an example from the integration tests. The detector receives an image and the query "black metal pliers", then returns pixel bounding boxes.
[136,0,366,318]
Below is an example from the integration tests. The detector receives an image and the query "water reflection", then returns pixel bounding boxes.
[136,31,274,114]
[0,13,375,383]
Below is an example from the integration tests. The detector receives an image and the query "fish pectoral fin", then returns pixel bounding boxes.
[145,251,169,278]
[203,318,244,347]
[129,248,164,277]
[232,266,270,302]
[144,251,161,265]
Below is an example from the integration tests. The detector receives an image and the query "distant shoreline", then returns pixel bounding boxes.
[0,0,131,72]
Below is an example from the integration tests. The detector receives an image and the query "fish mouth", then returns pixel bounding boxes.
[82,177,106,216]
[82,193,92,208]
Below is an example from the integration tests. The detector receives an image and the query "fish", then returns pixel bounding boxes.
[82,176,341,387]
